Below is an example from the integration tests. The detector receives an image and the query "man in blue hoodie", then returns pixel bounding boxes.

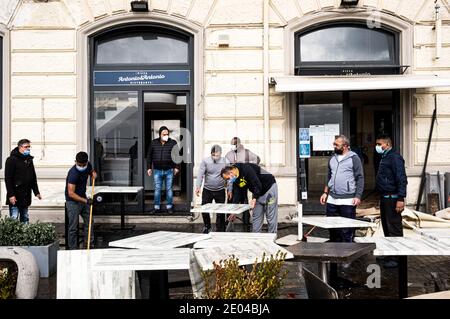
[320,135,364,242]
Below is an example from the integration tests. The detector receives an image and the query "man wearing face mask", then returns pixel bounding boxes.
[147,126,180,214]
[375,134,407,238]
[320,135,364,242]
[195,145,229,233]
[221,163,278,233]
[65,151,97,250]
[5,139,42,224]
[225,137,261,229]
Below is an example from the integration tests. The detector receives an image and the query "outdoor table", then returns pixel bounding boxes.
[193,241,294,271]
[406,290,450,299]
[190,203,251,215]
[109,231,210,249]
[93,248,191,299]
[193,231,276,249]
[286,242,375,284]
[300,216,377,229]
[355,236,450,299]
[87,186,143,230]
[57,249,136,299]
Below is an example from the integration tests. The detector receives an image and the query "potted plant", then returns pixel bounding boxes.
[0,217,58,278]
[0,261,17,299]
[201,251,288,299]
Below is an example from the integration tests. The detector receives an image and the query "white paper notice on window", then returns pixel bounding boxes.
[309,124,339,151]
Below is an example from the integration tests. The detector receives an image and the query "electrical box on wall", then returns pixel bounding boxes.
[218,34,230,48]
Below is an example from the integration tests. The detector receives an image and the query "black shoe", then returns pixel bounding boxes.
[167,207,174,214]
[154,208,161,214]
[202,226,211,234]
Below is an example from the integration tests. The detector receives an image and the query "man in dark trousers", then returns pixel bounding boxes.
[375,134,408,268]
[195,145,229,233]
[221,163,278,233]
[319,135,364,243]
[5,139,42,223]
[65,151,97,250]
[147,126,180,214]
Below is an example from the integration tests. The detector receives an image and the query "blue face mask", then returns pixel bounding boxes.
[375,145,384,154]
[76,165,88,172]
[230,176,237,183]
[23,149,30,156]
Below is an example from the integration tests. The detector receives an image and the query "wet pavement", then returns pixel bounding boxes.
[37,222,450,299]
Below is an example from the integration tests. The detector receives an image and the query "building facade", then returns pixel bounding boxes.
[1,0,450,217]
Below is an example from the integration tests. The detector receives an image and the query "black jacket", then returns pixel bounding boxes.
[147,138,180,170]
[376,149,407,200]
[232,163,276,199]
[4,147,40,207]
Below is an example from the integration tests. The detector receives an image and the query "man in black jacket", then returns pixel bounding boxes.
[375,134,408,238]
[221,163,278,233]
[4,139,42,223]
[147,126,180,214]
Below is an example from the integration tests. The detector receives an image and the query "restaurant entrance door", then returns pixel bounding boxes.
[297,90,399,213]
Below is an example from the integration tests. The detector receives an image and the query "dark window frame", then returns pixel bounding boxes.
[89,22,195,214]
[294,21,401,75]
[0,36,2,169]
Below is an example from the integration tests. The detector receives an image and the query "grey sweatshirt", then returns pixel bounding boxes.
[196,156,229,191]
[327,151,364,199]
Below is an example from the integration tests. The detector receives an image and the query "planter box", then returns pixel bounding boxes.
[22,241,59,278]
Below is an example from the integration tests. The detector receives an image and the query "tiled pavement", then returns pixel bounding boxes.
[37,222,450,299]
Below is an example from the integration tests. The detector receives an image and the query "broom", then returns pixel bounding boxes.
[87,175,95,250]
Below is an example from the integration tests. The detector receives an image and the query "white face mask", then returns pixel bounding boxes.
[231,145,237,151]
[161,135,169,142]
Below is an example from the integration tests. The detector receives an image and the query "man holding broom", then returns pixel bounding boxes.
[65,151,97,250]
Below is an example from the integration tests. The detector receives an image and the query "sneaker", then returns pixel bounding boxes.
[167,207,174,214]
[154,208,161,214]
[202,226,211,234]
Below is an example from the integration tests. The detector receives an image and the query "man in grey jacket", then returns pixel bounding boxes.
[319,135,364,242]
[195,145,229,233]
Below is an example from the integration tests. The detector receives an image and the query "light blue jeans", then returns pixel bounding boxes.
[9,205,29,224]
[153,168,174,209]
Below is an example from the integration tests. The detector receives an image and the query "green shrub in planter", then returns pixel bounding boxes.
[0,217,57,246]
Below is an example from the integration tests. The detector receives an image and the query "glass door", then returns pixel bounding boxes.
[298,92,343,213]
[93,91,141,186]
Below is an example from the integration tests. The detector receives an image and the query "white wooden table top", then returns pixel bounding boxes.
[194,241,294,271]
[190,203,251,214]
[296,216,377,229]
[193,232,276,249]
[109,231,210,249]
[93,248,191,271]
[87,186,143,194]
[355,236,450,256]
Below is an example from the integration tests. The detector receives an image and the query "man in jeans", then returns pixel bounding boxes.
[221,163,278,234]
[5,139,42,223]
[320,135,364,242]
[65,152,97,250]
[375,134,408,268]
[195,145,228,233]
[147,126,180,214]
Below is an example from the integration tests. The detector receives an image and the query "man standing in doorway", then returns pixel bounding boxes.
[221,163,278,234]
[320,135,364,242]
[147,126,180,214]
[195,145,228,233]
[375,134,407,238]
[225,137,261,229]
[5,139,42,223]
[65,152,97,250]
